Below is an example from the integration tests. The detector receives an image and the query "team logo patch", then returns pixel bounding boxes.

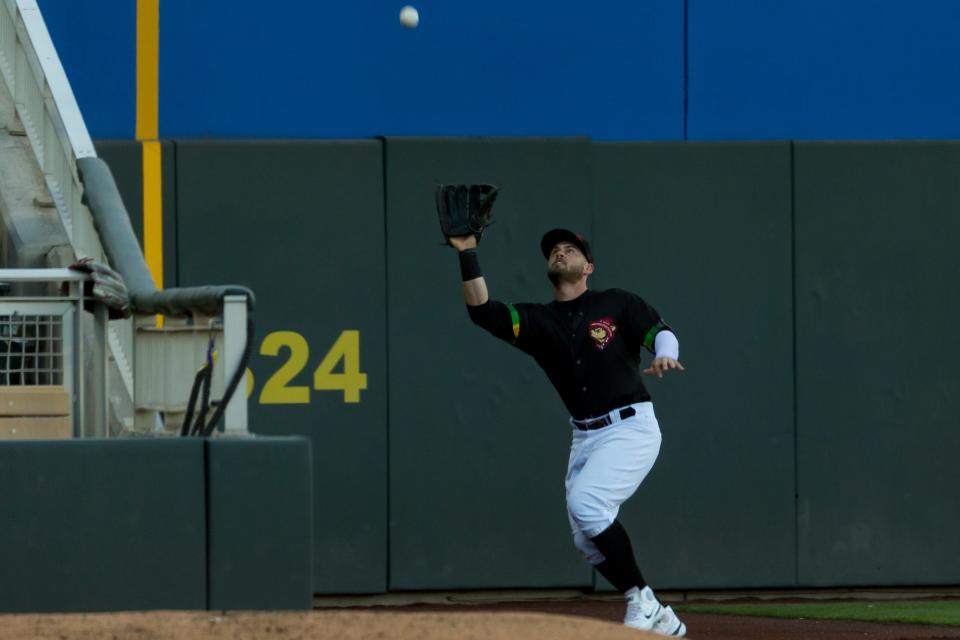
[588,318,617,351]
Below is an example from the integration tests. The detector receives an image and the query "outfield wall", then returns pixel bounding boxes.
[0,438,312,612]
[97,139,960,594]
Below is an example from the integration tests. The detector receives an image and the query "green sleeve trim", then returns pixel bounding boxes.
[506,303,520,341]
[642,323,662,352]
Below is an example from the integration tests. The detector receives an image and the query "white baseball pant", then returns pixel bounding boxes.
[565,402,662,564]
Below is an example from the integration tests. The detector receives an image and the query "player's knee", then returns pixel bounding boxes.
[566,488,606,533]
[572,530,605,564]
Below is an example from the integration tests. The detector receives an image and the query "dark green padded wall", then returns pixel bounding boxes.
[794,142,960,585]
[384,138,594,590]
[206,438,313,609]
[592,143,796,589]
[175,141,388,593]
[89,138,960,594]
[96,140,178,285]
[0,440,206,612]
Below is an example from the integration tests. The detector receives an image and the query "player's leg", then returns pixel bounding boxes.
[565,411,655,574]
[565,429,604,560]
[589,522,686,635]
[566,429,624,577]
[590,519,648,591]
[567,507,643,590]
[565,403,685,636]
[565,500,642,590]
[565,403,662,554]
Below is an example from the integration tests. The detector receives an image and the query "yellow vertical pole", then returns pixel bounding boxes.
[136,0,159,142]
[136,0,162,325]
[142,140,163,288]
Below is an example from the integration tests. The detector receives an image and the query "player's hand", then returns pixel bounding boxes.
[448,235,478,252]
[643,356,685,378]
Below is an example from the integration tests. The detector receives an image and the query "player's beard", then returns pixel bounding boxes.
[547,262,585,286]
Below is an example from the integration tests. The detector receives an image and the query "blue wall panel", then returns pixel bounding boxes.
[158,0,682,139]
[687,0,960,140]
[37,1,960,140]
[36,0,135,138]
[37,1,682,140]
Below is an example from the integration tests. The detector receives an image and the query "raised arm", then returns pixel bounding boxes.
[449,234,530,346]
[449,234,488,306]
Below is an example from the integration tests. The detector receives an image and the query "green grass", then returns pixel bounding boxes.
[674,600,960,626]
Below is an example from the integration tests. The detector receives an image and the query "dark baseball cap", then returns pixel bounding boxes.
[540,228,593,263]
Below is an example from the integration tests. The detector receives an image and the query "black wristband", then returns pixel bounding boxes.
[458,249,482,281]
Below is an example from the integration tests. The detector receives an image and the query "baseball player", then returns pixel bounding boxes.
[448,225,686,636]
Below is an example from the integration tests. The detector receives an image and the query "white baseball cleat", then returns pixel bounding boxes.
[652,606,687,637]
[623,586,663,631]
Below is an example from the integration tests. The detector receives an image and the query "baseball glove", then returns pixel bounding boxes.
[435,184,499,245]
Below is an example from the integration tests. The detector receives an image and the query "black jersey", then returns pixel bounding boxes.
[467,288,671,421]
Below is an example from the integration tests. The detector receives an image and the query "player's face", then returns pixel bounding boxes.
[547,242,593,284]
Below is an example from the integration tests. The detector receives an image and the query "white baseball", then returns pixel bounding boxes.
[399,5,419,28]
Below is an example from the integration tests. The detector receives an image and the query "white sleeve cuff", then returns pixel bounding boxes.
[654,330,679,360]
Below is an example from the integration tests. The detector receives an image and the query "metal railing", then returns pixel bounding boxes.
[0,268,105,438]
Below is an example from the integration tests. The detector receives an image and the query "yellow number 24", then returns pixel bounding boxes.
[258,330,367,404]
